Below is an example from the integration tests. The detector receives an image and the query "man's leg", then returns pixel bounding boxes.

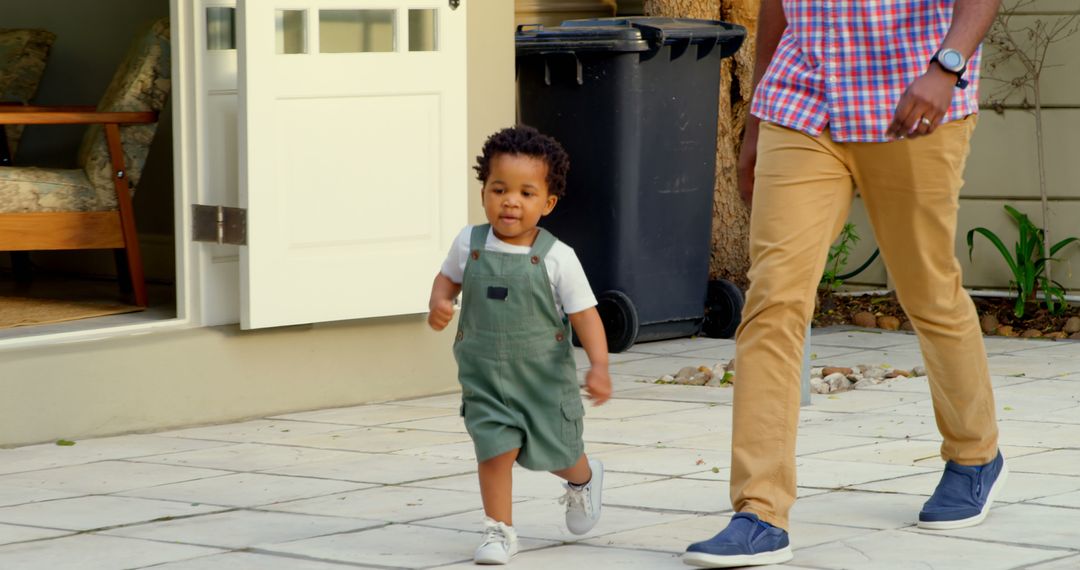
[851,116,1003,529]
[730,123,857,529]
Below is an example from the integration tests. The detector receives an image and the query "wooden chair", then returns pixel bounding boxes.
[0,19,170,307]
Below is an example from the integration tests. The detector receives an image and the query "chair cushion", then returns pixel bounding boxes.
[0,29,57,158]
[78,18,170,205]
[0,166,105,213]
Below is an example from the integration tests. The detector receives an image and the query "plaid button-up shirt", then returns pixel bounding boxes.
[751,0,981,142]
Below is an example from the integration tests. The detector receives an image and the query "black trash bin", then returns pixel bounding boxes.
[516,17,747,352]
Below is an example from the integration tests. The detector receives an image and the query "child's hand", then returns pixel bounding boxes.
[428,299,455,331]
[585,366,612,406]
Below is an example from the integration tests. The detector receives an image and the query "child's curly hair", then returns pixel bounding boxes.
[474,125,570,198]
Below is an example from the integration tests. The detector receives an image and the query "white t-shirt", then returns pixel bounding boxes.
[440,225,597,316]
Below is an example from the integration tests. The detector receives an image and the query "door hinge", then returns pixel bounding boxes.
[192,204,247,245]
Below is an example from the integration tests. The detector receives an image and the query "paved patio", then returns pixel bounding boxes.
[1,329,1079,569]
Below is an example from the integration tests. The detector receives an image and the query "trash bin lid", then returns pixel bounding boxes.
[515,23,651,54]
[516,17,745,56]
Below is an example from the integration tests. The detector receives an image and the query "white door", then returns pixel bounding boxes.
[237,0,467,329]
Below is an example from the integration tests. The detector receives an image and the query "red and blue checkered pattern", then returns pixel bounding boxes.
[751,0,981,143]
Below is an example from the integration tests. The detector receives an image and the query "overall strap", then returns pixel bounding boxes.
[529,227,557,260]
[469,224,490,253]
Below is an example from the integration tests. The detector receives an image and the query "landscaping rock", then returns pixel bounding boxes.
[810,376,829,394]
[1065,317,1080,334]
[900,320,915,331]
[724,359,736,373]
[980,314,1000,334]
[1045,332,1067,340]
[1071,332,1080,340]
[822,366,854,377]
[823,372,851,392]
[853,378,875,389]
[913,365,928,377]
[1021,329,1043,338]
[853,311,877,328]
[885,369,912,379]
[877,316,901,330]
[996,325,1016,337]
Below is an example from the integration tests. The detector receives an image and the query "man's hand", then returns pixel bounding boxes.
[737,119,760,206]
[428,298,455,331]
[886,65,957,140]
[585,366,612,406]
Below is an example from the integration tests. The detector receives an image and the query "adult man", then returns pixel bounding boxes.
[683,0,1006,567]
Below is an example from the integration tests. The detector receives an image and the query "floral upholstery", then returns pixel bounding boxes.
[0,18,170,214]
[0,28,56,158]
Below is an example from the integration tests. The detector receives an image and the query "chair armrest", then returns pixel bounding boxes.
[0,109,158,125]
[0,103,99,112]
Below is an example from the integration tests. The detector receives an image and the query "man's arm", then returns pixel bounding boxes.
[886,0,1002,139]
[738,0,787,206]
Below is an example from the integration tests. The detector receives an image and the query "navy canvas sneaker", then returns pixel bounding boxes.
[918,451,1007,530]
[683,512,794,568]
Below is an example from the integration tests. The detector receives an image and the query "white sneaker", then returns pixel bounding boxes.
[474,517,518,565]
[560,459,604,535]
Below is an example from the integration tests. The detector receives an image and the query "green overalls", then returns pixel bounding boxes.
[454,224,585,471]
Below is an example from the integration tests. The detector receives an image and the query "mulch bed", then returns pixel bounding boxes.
[813,290,1080,339]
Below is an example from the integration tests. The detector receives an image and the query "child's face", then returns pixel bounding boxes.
[482,153,557,247]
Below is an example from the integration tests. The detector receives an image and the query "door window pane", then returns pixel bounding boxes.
[409,9,437,52]
[206,7,236,50]
[276,10,307,54]
[319,10,395,53]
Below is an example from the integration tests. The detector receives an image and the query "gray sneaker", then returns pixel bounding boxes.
[560,459,604,535]
[474,517,518,565]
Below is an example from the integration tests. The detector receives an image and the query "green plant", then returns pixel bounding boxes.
[967,205,1078,318]
[821,223,860,294]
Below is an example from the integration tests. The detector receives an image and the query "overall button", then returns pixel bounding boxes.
[530,255,540,265]
[555,331,565,342]
[456,331,464,341]
[470,250,480,260]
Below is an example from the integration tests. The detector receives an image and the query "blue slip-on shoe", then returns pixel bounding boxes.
[918,450,1008,530]
[683,512,793,568]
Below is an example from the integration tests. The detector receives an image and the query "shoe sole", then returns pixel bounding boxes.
[917,463,1009,530]
[682,546,794,568]
[567,459,604,535]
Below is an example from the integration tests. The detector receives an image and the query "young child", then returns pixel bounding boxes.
[428,125,612,565]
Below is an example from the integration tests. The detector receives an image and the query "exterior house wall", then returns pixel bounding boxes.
[0,0,515,448]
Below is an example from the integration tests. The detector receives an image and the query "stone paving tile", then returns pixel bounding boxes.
[129,442,364,472]
[268,403,455,426]
[908,503,1080,550]
[682,458,937,490]
[0,485,79,508]
[117,472,370,508]
[603,478,733,513]
[0,495,224,531]
[853,470,1080,504]
[811,329,920,349]
[272,426,471,453]
[623,336,734,356]
[612,383,736,405]
[263,523,556,569]
[403,468,663,500]
[986,353,1080,379]
[102,509,380,548]
[805,389,930,414]
[388,393,462,409]
[610,355,727,379]
[1032,489,1080,508]
[1026,554,1080,569]
[804,439,1047,467]
[581,398,707,420]
[431,544,685,569]
[260,452,476,485]
[418,500,693,543]
[794,529,1063,569]
[0,435,228,476]
[263,486,483,523]
[160,419,348,444]
[582,514,875,553]
[0,523,71,546]
[1007,450,1080,477]
[596,446,730,476]
[143,552,359,569]
[788,490,926,529]
[0,461,229,495]
[796,409,939,439]
[0,534,222,569]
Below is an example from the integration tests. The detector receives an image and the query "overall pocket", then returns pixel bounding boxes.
[560,398,585,445]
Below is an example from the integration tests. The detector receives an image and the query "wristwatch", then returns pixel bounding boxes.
[931,48,969,89]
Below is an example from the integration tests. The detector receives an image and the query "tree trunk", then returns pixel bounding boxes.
[644,0,758,289]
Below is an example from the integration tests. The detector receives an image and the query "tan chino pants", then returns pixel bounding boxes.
[730,117,1000,530]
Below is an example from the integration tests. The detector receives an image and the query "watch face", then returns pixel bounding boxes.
[940,50,964,71]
